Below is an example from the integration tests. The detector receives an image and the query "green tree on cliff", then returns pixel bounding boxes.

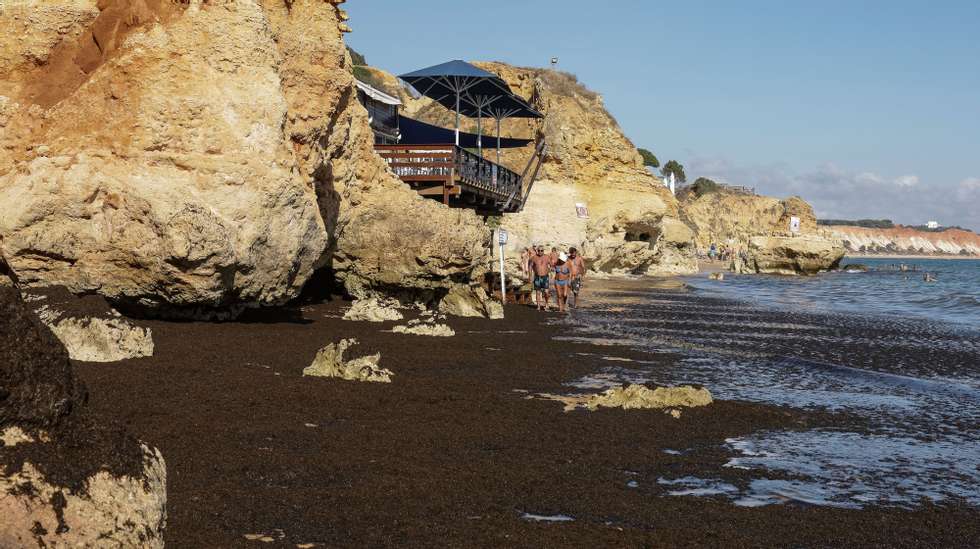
[660,160,687,183]
[638,148,660,168]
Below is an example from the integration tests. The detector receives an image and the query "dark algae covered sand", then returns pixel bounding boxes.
[0,286,147,492]
[72,285,980,547]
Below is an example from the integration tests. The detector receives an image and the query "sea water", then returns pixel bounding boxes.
[561,258,980,509]
[691,257,980,328]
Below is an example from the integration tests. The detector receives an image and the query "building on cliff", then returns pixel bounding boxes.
[355,80,402,145]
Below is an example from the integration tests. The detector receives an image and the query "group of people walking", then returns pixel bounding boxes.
[520,245,585,313]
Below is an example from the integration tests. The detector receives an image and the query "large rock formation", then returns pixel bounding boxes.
[681,190,844,274]
[0,1,490,317]
[398,62,697,279]
[0,286,167,546]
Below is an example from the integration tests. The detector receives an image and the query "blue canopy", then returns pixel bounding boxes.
[400,60,512,104]
[400,60,515,146]
[400,60,543,159]
[398,116,533,149]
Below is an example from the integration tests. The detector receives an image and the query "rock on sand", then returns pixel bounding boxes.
[303,339,392,383]
[342,298,404,322]
[586,384,713,411]
[538,383,713,415]
[36,307,153,362]
[392,320,455,337]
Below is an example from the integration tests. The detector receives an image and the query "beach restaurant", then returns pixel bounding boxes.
[356,60,546,215]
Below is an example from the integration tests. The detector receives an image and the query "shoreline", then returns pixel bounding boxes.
[845,253,979,260]
[69,286,980,546]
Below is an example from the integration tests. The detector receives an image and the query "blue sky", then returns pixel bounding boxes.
[346,1,979,230]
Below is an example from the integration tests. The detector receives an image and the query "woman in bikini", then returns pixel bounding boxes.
[553,251,572,313]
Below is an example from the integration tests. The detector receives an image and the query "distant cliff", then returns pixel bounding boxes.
[679,190,845,274]
[826,226,980,257]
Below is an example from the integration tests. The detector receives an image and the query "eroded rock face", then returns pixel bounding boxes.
[0,286,167,546]
[486,65,695,277]
[745,235,845,275]
[0,445,167,549]
[0,1,490,317]
[682,190,845,274]
[438,285,504,319]
[303,338,391,383]
[0,2,328,315]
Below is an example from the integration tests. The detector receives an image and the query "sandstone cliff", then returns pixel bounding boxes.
[0,1,491,317]
[826,225,980,257]
[681,190,845,274]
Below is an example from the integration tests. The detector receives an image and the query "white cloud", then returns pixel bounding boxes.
[893,175,919,187]
[685,156,979,230]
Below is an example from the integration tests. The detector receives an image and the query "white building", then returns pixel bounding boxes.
[926,221,940,229]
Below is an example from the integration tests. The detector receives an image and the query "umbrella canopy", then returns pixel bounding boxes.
[400,60,514,146]
[478,93,543,162]
[398,116,533,149]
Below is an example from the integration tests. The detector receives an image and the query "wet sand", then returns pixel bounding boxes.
[74,294,980,547]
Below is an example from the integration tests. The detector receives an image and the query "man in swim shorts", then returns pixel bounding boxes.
[567,247,586,309]
[528,245,553,311]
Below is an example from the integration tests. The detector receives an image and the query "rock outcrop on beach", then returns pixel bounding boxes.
[0,1,490,317]
[343,297,404,323]
[825,225,980,257]
[743,235,846,276]
[538,384,713,415]
[27,287,153,362]
[681,190,845,274]
[0,287,167,546]
[303,338,391,383]
[391,320,456,337]
[396,62,697,278]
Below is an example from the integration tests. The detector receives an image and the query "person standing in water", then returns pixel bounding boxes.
[528,246,553,311]
[553,251,572,313]
[567,247,586,309]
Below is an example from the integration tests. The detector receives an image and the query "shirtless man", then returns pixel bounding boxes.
[567,247,586,308]
[528,246,553,311]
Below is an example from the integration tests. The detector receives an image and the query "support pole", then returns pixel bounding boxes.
[454,88,460,146]
[497,230,507,309]
[496,117,501,164]
[477,113,482,157]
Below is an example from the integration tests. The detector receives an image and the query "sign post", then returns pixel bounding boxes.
[497,229,508,310]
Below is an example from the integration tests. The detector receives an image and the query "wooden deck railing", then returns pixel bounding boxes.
[375,144,527,210]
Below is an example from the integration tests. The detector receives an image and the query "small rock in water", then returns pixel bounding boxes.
[303,339,392,383]
[708,272,725,281]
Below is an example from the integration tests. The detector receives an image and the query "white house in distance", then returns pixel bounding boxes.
[927,221,940,229]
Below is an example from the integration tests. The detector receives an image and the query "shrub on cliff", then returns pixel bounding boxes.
[818,219,895,229]
[638,148,660,168]
[347,46,367,66]
[690,177,720,196]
